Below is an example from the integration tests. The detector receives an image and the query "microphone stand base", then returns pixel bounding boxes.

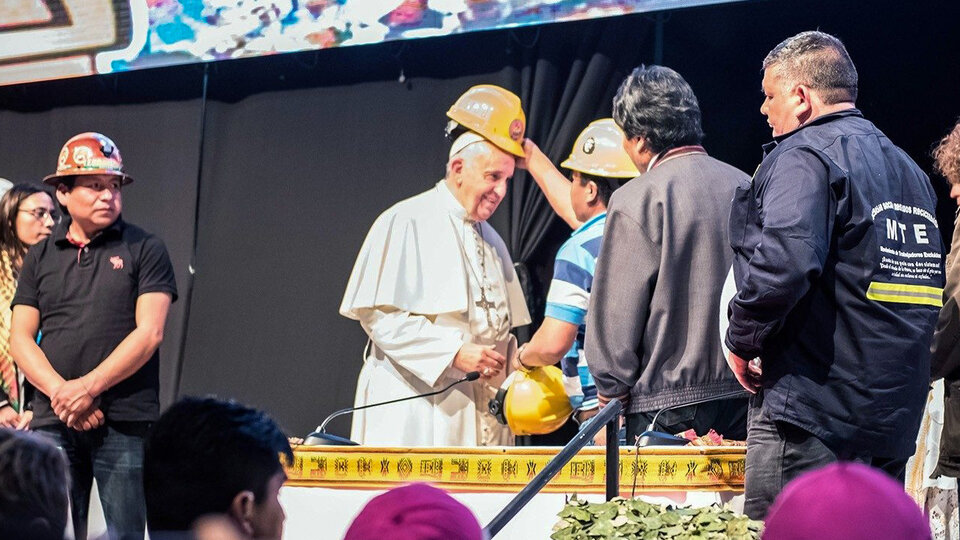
[636,430,688,448]
[303,432,360,446]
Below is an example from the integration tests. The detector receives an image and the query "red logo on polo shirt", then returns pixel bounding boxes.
[110,256,124,270]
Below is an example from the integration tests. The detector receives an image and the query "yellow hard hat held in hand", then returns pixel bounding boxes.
[488,366,574,436]
[561,118,640,179]
[446,85,526,158]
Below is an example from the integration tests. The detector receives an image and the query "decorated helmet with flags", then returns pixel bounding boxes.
[43,132,134,186]
[489,366,574,436]
[446,84,526,158]
[561,118,639,179]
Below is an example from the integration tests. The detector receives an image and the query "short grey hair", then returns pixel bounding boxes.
[763,31,858,105]
[444,139,498,178]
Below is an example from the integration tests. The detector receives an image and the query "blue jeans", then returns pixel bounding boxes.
[37,421,151,540]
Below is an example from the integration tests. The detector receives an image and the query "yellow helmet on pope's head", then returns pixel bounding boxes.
[560,118,639,179]
[446,85,526,158]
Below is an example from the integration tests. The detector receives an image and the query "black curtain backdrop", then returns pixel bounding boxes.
[0,0,959,438]
[507,17,653,339]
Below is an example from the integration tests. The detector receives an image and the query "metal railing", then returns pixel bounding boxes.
[482,400,622,538]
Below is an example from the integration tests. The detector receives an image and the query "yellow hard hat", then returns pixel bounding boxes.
[560,118,639,179]
[446,85,526,158]
[503,366,574,436]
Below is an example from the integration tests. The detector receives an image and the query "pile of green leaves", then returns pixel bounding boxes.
[551,495,762,539]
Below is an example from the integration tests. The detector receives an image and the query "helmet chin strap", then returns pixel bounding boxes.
[489,371,520,425]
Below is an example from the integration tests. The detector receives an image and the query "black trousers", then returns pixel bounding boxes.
[515,417,580,446]
[624,397,749,445]
[743,391,908,520]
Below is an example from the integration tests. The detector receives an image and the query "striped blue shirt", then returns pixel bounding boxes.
[544,213,605,411]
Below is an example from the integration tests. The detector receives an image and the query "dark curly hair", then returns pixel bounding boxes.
[934,120,960,185]
[613,65,704,154]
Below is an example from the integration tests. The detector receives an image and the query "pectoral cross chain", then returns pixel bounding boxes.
[475,288,496,328]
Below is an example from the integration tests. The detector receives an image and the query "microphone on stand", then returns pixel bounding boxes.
[635,389,749,448]
[303,371,482,446]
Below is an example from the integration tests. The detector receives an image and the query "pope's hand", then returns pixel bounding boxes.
[454,343,506,379]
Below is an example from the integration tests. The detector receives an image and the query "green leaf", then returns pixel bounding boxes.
[627,498,658,514]
[661,511,681,525]
[726,519,749,535]
[558,506,593,522]
[555,498,760,540]
[641,516,663,529]
[586,519,616,537]
[625,512,645,523]
[593,503,619,521]
[703,520,726,532]
[661,524,686,537]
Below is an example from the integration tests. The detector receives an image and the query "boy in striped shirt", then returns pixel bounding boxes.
[513,119,638,442]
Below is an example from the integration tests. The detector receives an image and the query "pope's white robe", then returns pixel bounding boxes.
[340,181,530,446]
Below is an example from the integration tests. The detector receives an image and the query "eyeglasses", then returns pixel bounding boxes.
[75,179,123,192]
[19,208,62,224]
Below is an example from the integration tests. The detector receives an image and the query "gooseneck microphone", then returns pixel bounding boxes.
[302,371,482,446]
[635,389,749,448]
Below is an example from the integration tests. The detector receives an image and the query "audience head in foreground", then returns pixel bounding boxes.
[144,397,293,539]
[0,428,69,540]
[762,462,930,540]
[344,483,483,540]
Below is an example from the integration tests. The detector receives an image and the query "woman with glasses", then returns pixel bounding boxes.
[0,184,58,429]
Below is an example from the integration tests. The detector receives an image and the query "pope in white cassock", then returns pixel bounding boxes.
[340,85,532,446]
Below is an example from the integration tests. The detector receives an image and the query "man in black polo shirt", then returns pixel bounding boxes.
[10,132,177,540]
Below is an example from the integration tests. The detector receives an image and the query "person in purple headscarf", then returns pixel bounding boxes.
[763,462,931,540]
[343,483,482,540]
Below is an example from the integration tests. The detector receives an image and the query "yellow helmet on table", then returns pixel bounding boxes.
[446,84,526,158]
[560,118,639,179]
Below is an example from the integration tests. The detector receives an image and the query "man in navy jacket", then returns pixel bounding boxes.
[725,31,944,519]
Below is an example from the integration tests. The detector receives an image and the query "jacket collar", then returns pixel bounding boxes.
[762,108,863,153]
[647,145,707,172]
